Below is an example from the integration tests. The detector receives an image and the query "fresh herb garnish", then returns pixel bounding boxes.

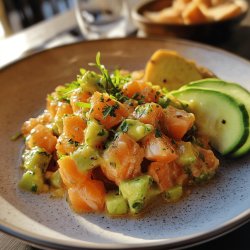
[131,93,140,99]
[111,69,131,88]
[11,131,22,141]
[56,81,80,102]
[100,94,105,102]
[79,68,86,75]
[134,104,148,118]
[76,102,91,109]
[68,139,79,147]
[114,91,129,103]
[31,184,38,193]
[97,129,106,136]
[102,103,119,118]
[198,152,205,162]
[158,96,170,108]
[47,94,54,101]
[120,121,129,133]
[155,128,162,138]
[89,52,117,95]
[132,202,143,210]
[89,53,131,102]
[38,151,50,157]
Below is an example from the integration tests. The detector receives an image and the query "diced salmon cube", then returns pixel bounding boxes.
[27,124,57,153]
[161,105,195,140]
[89,92,128,129]
[133,103,163,127]
[148,161,187,191]
[142,132,177,162]
[101,133,144,185]
[68,179,106,212]
[63,115,86,143]
[122,80,161,103]
[58,156,90,188]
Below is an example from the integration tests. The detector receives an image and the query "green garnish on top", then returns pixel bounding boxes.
[155,128,162,138]
[56,81,80,102]
[102,103,120,118]
[89,52,118,95]
[76,102,91,109]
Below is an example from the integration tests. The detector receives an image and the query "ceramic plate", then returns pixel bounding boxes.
[0,38,249,250]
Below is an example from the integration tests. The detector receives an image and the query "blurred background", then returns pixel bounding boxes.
[0,1,249,36]
[0,0,250,66]
[0,0,138,39]
[0,0,74,37]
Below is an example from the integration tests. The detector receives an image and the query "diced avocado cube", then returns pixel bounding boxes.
[163,185,183,202]
[23,146,51,172]
[81,71,103,93]
[119,175,153,214]
[18,168,44,193]
[85,119,109,147]
[71,144,100,172]
[176,142,197,167]
[48,122,59,136]
[106,191,128,215]
[54,116,63,134]
[158,95,170,108]
[118,119,153,141]
[49,170,62,188]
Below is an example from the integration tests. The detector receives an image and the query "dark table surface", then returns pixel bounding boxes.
[1,2,250,250]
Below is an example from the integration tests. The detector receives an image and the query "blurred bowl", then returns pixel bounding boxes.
[132,0,249,42]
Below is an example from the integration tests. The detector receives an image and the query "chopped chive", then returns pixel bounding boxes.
[75,102,91,109]
[11,132,22,141]
[120,121,129,133]
[102,103,119,118]
[155,128,162,138]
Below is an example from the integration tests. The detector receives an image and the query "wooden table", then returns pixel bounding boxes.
[0,4,250,250]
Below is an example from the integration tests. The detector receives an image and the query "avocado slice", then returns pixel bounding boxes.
[181,78,250,157]
[172,88,249,155]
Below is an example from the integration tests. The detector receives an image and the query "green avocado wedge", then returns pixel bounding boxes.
[172,88,249,156]
[181,78,250,157]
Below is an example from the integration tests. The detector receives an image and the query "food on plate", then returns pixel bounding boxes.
[172,88,249,155]
[144,0,247,25]
[18,50,249,216]
[144,49,203,90]
[177,78,250,157]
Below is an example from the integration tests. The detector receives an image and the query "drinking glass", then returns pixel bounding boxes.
[75,0,133,40]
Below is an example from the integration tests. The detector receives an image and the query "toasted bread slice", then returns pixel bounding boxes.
[144,49,203,91]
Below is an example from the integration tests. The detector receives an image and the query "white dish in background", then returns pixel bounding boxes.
[0,38,249,249]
